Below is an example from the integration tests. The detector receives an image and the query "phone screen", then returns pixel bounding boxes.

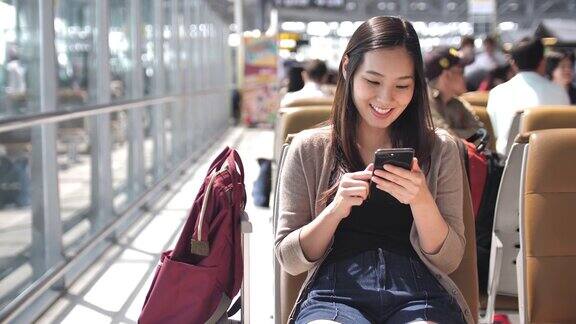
[369,148,414,203]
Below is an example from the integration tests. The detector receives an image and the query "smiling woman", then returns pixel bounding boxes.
[275,16,472,324]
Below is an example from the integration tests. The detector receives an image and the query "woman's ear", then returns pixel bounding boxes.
[342,55,349,80]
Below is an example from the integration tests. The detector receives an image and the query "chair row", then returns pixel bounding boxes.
[484,107,576,323]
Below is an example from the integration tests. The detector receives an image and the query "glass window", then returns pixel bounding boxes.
[0,126,38,309]
[57,117,93,255]
[0,1,40,120]
[144,106,155,186]
[109,0,132,101]
[55,0,96,108]
[112,110,129,212]
[141,0,155,97]
[163,0,175,93]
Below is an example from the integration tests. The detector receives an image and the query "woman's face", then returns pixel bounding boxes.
[552,57,574,87]
[351,47,415,131]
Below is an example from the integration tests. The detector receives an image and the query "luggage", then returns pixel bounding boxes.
[463,129,505,294]
[139,147,247,324]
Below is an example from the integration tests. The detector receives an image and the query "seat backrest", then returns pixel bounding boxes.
[470,105,496,152]
[492,142,526,296]
[273,106,331,162]
[281,96,333,108]
[519,129,576,323]
[449,148,480,322]
[520,105,576,134]
[274,139,479,323]
[460,91,489,108]
[490,107,576,298]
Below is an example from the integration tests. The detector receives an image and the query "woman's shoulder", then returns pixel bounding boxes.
[289,125,332,153]
[431,128,462,161]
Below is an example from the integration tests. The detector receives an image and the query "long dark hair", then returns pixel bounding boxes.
[323,16,435,201]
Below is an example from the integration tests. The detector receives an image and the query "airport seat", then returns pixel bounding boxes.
[517,129,576,323]
[280,96,333,108]
[461,91,489,108]
[483,106,576,322]
[273,136,479,324]
[519,105,576,133]
[273,105,331,164]
[470,105,496,152]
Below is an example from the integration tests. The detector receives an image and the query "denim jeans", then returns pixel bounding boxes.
[295,248,465,323]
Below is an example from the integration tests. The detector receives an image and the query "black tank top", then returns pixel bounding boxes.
[325,182,416,263]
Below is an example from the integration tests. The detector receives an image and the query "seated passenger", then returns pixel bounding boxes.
[486,37,570,155]
[477,63,514,91]
[425,47,483,139]
[275,16,470,324]
[545,50,576,104]
[280,59,331,107]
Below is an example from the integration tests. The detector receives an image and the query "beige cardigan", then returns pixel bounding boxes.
[274,126,474,324]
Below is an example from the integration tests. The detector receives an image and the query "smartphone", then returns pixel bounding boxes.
[368,148,415,202]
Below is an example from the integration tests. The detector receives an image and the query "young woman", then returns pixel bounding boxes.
[545,50,576,104]
[275,16,471,323]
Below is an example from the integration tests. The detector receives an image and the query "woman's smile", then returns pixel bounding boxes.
[369,103,394,118]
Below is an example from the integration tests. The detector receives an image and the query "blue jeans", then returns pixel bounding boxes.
[295,248,465,323]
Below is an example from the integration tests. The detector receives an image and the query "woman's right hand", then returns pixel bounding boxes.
[327,164,373,220]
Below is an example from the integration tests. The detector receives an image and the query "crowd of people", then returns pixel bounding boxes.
[280,34,576,157]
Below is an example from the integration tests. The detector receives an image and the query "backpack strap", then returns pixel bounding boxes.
[191,149,245,256]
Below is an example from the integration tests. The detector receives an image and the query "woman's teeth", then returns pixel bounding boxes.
[370,104,391,114]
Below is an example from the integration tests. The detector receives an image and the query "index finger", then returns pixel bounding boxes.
[350,170,373,180]
[382,164,413,178]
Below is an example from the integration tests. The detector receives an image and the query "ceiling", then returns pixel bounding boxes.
[208,0,576,30]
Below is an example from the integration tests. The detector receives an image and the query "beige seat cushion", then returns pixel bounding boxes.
[282,96,333,108]
[522,129,576,322]
[470,105,496,152]
[520,106,576,134]
[460,91,489,108]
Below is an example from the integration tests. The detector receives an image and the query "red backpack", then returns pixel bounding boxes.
[139,147,246,324]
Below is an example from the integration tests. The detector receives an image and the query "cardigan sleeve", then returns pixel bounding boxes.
[421,134,466,274]
[274,134,319,275]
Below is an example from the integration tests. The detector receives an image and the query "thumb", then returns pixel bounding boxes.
[365,163,374,172]
[411,158,421,172]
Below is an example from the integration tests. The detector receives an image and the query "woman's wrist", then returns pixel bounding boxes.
[410,187,434,210]
[323,202,345,222]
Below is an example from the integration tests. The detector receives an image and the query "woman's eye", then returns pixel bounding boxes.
[365,79,380,85]
[396,85,410,89]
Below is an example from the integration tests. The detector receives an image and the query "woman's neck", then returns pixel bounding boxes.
[356,120,392,165]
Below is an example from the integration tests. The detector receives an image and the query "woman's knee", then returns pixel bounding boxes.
[307,320,341,324]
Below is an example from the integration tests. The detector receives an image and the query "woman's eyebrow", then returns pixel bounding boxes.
[365,70,413,80]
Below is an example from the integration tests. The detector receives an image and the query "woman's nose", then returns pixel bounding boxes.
[377,86,393,102]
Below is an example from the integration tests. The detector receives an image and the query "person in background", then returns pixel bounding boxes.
[458,35,476,66]
[487,38,570,156]
[425,47,483,139]
[321,69,338,96]
[473,36,507,71]
[286,65,305,93]
[545,50,576,104]
[477,64,515,91]
[280,59,330,107]
[465,36,508,91]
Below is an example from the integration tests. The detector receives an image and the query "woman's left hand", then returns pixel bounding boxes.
[371,157,430,205]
